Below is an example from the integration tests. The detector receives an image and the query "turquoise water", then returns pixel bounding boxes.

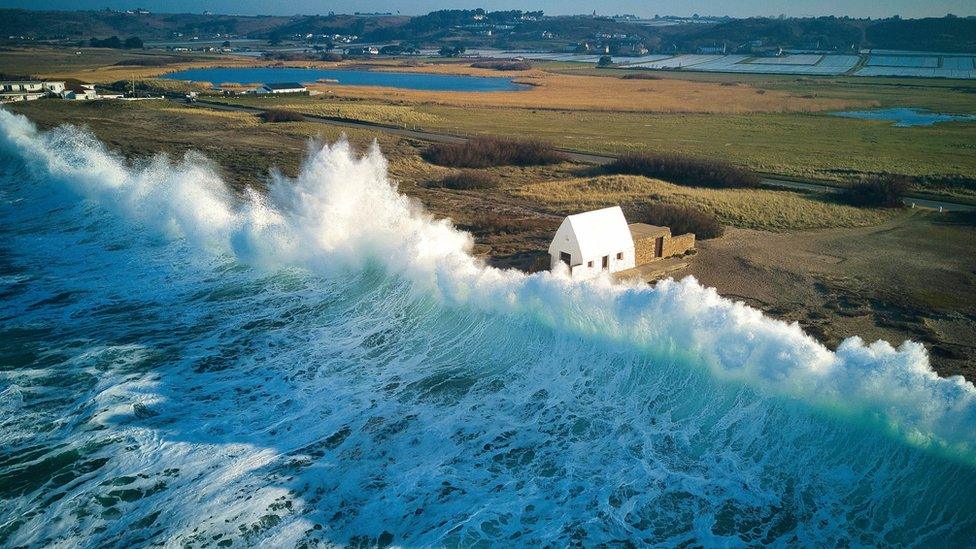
[830,107,976,127]
[163,67,527,92]
[1,110,975,546]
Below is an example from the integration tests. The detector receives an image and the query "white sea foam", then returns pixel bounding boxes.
[1,109,975,545]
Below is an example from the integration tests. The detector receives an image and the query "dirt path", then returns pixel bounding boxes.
[679,212,976,378]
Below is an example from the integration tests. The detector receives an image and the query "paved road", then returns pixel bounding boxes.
[185,98,976,213]
[755,178,975,212]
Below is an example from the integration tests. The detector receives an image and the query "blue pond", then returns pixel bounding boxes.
[163,67,527,92]
[830,107,976,127]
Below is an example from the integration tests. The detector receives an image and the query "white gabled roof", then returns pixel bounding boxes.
[553,206,634,260]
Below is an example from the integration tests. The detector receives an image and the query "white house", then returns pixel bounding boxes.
[44,81,66,94]
[255,82,308,95]
[61,84,98,101]
[548,206,636,280]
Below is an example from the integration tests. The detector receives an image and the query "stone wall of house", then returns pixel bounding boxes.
[634,237,658,266]
[663,233,696,257]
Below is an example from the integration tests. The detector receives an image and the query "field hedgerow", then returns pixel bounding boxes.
[846,174,909,208]
[604,152,760,188]
[423,137,568,168]
[631,203,724,239]
[260,109,305,123]
[431,170,501,190]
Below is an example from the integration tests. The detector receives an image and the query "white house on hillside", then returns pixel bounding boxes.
[549,206,635,280]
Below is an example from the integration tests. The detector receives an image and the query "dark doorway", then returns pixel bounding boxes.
[655,237,664,258]
[560,252,571,266]
[602,255,609,269]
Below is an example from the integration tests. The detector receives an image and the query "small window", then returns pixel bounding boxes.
[616,252,623,260]
[587,261,593,268]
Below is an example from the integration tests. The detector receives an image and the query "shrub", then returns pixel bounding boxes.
[109,78,209,94]
[112,56,183,67]
[470,60,532,71]
[597,55,613,67]
[423,137,568,168]
[620,72,660,80]
[260,109,305,123]
[632,203,724,239]
[604,153,760,188]
[433,170,501,190]
[845,174,909,208]
[462,214,555,235]
[320,52,343,62]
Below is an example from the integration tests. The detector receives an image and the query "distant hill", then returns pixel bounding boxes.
[0,9,292,41]
[865,17,976,52]
[1,9,973,53]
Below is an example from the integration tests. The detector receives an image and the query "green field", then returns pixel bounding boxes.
[219,92,976,200]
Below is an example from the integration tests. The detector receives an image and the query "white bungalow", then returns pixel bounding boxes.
[61,84,98,101]
[548,206,635,280]
[255,82,308,95]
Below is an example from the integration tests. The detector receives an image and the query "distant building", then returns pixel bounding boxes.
[697,44,727,54]
[61,84,98,100]
[345,46,379,56]
[256,82,308,95]
[0,80,66,102]
[549,206,695,280]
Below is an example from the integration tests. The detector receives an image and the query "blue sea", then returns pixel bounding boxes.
[163,67,526,92]
[1,110,975,546]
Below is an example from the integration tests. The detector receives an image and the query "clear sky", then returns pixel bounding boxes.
[6,0,974,18]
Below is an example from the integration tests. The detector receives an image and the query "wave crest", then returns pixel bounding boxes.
[1,107,973,462]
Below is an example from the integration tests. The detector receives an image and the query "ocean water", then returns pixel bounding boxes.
[0,109,975,547]
[162,67,527,92]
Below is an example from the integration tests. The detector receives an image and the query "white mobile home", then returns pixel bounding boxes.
[0,80,66,102]
[548,206,636,280]
[256,82,308,94]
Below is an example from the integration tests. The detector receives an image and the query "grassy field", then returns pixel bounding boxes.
[514,175,898,231]
[542,62,976,114]
[218,94,976,197]
[299,65,866,114]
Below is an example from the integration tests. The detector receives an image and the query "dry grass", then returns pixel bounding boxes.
[470,60,532,71]
[605,152,760,188]
[431,170,500,190]
[514,175,898,231]
[423,137,568,168]
[250,100,442,127]
[631,203,724,239]
[309,64,869,114]
[260,109,305,123]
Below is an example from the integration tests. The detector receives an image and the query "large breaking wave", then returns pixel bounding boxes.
[0,109,974,546]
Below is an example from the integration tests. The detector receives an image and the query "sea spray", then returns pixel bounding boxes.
[1,109,975,545]
[2,109,972,456]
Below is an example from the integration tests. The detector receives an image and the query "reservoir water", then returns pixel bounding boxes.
[830,107,976,126]
[162,67,527,92]
[1,110,975,546]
